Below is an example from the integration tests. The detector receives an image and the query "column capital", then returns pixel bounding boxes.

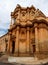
[27,27,30,31]
[16,26,20,31]
[34,23,38,28]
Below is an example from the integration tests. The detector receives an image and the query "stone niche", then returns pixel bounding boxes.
[19,28,26,53]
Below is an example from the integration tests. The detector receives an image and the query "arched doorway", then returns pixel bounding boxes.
[33,45,36,53]
[12,41,15,54]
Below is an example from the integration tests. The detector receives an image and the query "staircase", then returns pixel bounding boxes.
[8,57,38,64]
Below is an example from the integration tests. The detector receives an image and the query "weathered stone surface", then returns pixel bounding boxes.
[0,5,48,59]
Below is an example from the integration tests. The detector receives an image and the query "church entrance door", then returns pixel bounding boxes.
[12,41,15,54]
[33,45,36,53]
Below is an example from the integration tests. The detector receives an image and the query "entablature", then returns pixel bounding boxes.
[9,19,48,31]
[11,4,46,22]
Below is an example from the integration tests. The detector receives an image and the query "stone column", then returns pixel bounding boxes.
[8,32,12,54]
[34,23,39,52]
[15,26,19,54]
[26,27,30,53]
[6,34,9,53]
[39,24,45,42]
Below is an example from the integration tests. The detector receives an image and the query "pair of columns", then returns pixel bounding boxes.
[15,24,39,53]
[9,23,39,53]
[26,24,39,52]
[15,26,30,53]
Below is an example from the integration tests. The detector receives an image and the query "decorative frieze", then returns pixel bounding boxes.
[38,23,48,30]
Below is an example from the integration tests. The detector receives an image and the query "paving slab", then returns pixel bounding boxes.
[0,55,48,65]
[8,57,48,65]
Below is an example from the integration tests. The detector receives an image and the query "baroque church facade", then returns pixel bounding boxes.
[0,4,48,59]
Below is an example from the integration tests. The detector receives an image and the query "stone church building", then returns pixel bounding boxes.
[0,4,48,59]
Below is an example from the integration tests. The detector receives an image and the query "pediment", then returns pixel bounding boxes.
[10,4,46,27]
[11,4,46,18]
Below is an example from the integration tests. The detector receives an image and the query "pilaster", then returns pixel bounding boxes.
[34,23,39,52]
[15,26,19,54]
[26,27,30,52]
[8,32,12,53]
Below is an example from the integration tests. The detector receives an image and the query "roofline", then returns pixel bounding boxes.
[0,32,8,39]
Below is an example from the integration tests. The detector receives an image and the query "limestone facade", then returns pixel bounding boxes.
[0,33,9,53]
[0,4,48,59]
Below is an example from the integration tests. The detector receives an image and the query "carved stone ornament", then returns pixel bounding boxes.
[19,39,26,43]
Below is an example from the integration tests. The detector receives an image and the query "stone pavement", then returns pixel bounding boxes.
[0,55,48,65]
[0,62,14,65]
[0,62,47,65]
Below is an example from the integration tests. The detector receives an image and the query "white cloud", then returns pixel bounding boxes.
[0,0,48,36]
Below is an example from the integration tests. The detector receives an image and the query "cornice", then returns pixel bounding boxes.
[38,23,48,30]
[9,18,48,31]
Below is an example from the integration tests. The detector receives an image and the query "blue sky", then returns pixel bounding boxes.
[0,0,48,36]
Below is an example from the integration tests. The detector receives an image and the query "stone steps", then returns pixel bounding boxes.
[0,55,48,65]
[8,57,48,65]
[8,57,38,64]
